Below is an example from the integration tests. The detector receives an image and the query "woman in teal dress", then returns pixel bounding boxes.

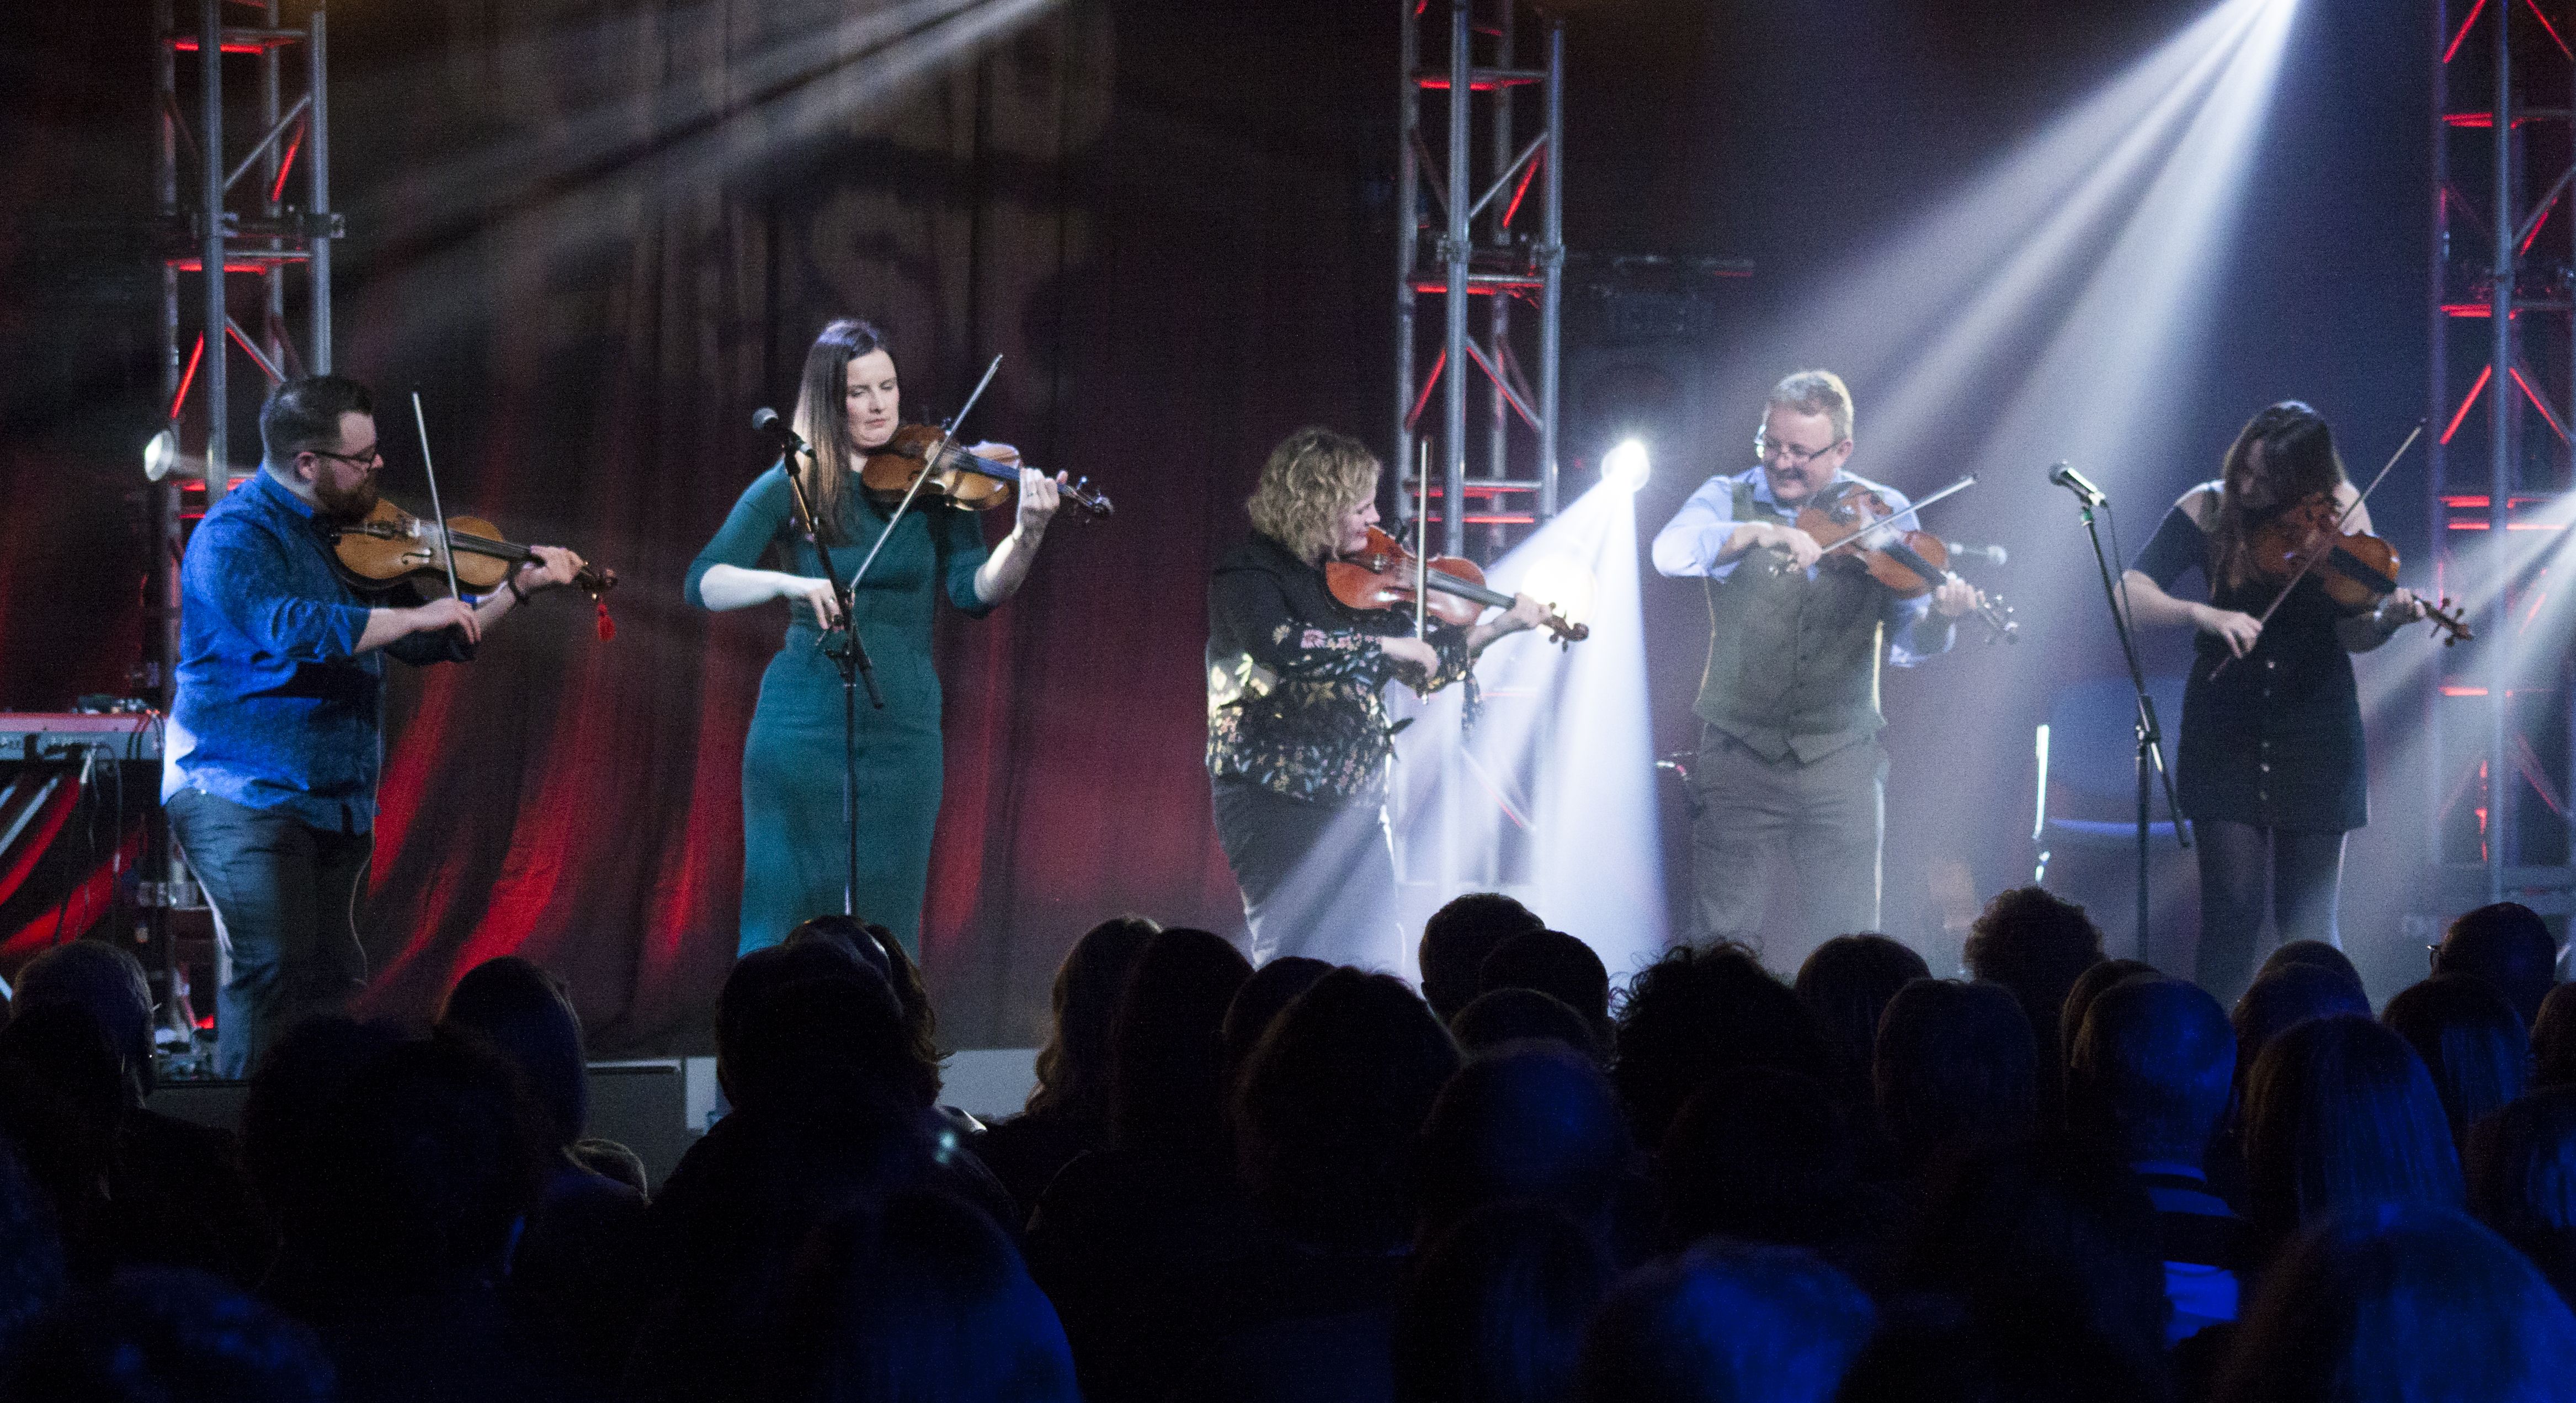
[686,319,1061,954]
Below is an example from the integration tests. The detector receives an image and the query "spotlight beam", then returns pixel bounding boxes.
[1387,482,1667,982]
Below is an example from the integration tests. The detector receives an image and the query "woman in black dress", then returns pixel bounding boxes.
[2118,402,2427,996]
[1206,427,1544,968]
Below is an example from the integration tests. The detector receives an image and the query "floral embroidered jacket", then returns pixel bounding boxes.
[1206,533,1473,805]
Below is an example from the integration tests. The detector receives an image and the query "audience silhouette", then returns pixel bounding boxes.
[5,885,2574,1403]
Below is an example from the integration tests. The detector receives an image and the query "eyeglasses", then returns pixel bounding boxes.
[307,444,382,468]
[1758,435,1846,469]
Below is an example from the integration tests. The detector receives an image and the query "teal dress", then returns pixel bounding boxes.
[685,465,992,954]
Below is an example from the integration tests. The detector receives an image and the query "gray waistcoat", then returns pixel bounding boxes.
[1693,479,1891,763]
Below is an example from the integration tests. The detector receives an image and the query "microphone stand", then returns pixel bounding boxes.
[2063,471,2188,953]
[767,435,881,920]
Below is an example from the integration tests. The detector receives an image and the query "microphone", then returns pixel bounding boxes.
[1942,541,2009,567]
[752,407,807,453]
[2047,461,2106,507]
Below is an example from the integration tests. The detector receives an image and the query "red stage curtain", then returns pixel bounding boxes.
[1,0,1400,1053]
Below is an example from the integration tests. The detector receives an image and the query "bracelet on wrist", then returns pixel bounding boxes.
[507,577,528,606]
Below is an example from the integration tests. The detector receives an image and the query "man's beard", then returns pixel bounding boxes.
[314,472,379,523]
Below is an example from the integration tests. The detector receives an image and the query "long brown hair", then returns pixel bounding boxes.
[1247,427,1380,565]
[790,318,891,545]
[2211,401,2347,591]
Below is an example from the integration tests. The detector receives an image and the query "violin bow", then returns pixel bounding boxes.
[848,353,1004,594]
[409,391,464,604]
[1414,438,1430,640]
[1803,472,1980,557]
[2209,421,2424,679]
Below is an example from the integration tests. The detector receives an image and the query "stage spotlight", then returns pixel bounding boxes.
[1601,438,1651,493]
[143,428,182,482]
[141,428,253,486]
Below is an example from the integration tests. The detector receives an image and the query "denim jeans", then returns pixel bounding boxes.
[167,785,372,1077]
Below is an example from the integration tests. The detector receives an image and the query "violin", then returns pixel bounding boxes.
[1793,480,2019,643]
[1326,527,1589,646]
[331,498,619,637]
[857,423,1113,519]
[2253,493,2472,644]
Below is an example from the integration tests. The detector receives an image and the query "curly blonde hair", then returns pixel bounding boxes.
[1247,427,1380,565]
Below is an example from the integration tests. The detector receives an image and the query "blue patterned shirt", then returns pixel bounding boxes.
[162,470,466,832]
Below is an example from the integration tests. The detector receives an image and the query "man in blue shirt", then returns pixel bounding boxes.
[1650,369,1978,964]
[163,374,584,1076]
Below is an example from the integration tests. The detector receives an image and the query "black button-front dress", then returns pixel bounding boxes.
[2130,498,2369,834]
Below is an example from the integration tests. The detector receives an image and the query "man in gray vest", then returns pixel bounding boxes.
[1651,369,1979,964]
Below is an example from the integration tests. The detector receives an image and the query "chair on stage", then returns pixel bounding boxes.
[2031,676,2195,962]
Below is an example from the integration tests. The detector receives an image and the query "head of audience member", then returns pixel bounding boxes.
[2067,976,2234,1173]
[2058,958,2158,1074]
[1894,1145,2172,1389]
[716,942,912,1112]
[1793,934,1929,1085]
[1612,943,1834,1149]
[571,1137,650,1198]
[1837,1293,2163,1403]
[789,916,941,1071]
[2383,974,2530,1163]
[2466,1086,2576,1309]
[1219,955,1333,1083]
[437,955,589,1150]
[1106,928,1252,1166]
[2262,938,2366,992]
[1961,886,2106,1071]
[771,1192,1078,1403]
[727,973,937,1123]
[0,1005,132,1264]
[1024,916,1160,1126]
[2215,1203,2576,1403]
[2233,960,2372,1097]
[1415,1040,1631,1244]
[1873,979,2038,1170]
[1,1267,333,1403]
[0,1134,62,1363]
[1420,892,1546,1023]
[1234,968,1460,1252]
[1478,930,1612,1044]
[241,1017,403,1250]
[1450,987,1603,1063]
[2534,984,2576,1091]
[2242,1014,2463,1247]
[785,913,895,987]
[1658,1068,1861,1256]
[1395,1202,1612,1403]
[292,1036,551,1294]
[10,942,156,1103]
[2437,901,2560,1030]
[1575,1240,1875,1403]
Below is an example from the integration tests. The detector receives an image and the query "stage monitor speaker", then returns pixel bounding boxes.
[148,1057,695,1195]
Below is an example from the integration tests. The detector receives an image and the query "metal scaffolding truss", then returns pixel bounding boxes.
[152,0,337,727]
[1394,0,1565,562]
[2429,0,2576,914]
[140,0,338,1045]
[157,0,336,504]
